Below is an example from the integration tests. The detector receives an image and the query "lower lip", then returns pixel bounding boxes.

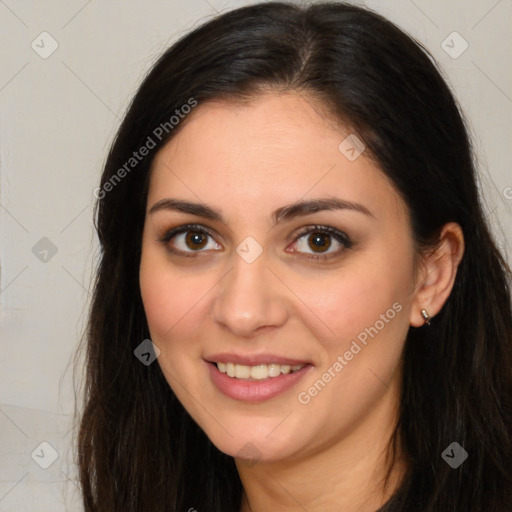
[206,362,312,402]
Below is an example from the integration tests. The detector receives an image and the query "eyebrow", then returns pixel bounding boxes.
[149,197,375,224]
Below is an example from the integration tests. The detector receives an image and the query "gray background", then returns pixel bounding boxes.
[0,0,511,509]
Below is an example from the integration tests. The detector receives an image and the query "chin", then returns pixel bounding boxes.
[197,412,310,464]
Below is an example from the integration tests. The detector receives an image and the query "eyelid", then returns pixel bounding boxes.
[158,223,220,258]
[288,224,353,260]
[292,225,352,246]
[158,223,216,243]
[158,223,352,260]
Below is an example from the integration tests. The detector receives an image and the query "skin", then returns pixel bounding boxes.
[139,91,464,512]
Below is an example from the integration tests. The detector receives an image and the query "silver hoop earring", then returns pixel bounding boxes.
[420,309,431,326]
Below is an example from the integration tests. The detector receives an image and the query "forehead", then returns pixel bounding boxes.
[153,92,345,171]
[147,92,406,222]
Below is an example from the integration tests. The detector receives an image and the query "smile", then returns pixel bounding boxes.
[216,362,306,380]
[207,361,313,402]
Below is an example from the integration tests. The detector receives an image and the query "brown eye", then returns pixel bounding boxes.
[306,232,332,253]
[184,231,209,250]
[159,224,222,257]
[159,223,352,261]
[290,225,352,261]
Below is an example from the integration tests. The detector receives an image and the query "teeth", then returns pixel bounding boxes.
[268,364,281,377]
[250,364,268,380]
[216,362,306,380]
[235,364,251,379]
[226,362,236,378]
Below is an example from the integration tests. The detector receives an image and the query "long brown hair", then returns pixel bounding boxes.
[74,2,512,510]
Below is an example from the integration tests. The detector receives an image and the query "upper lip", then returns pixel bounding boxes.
[205,353,311,366]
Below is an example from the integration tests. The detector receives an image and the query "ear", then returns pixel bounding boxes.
[410,222,465,327]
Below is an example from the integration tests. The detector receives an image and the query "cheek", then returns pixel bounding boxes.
[292,262,411,437]
[139,255,207,393]
[292,253,412,351]
[289,245,413,417]
[139,268,176,338]
[139,253,204,340]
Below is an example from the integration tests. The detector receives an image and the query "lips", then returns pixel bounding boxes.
[204,352,313,402]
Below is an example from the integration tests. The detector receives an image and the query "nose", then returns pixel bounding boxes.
[211,251,289,338]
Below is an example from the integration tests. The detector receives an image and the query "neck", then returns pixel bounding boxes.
[236,379,406,512]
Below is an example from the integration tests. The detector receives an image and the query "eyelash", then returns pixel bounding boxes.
[158,223,353,261]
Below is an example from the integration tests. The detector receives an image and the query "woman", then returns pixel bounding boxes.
[76,2,512,510]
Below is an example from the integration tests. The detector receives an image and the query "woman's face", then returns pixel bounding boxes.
[139,92,419,463]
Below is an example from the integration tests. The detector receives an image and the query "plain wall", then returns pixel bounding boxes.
[0,0,510,509]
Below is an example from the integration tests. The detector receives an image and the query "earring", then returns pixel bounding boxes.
[420,309,431,326]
